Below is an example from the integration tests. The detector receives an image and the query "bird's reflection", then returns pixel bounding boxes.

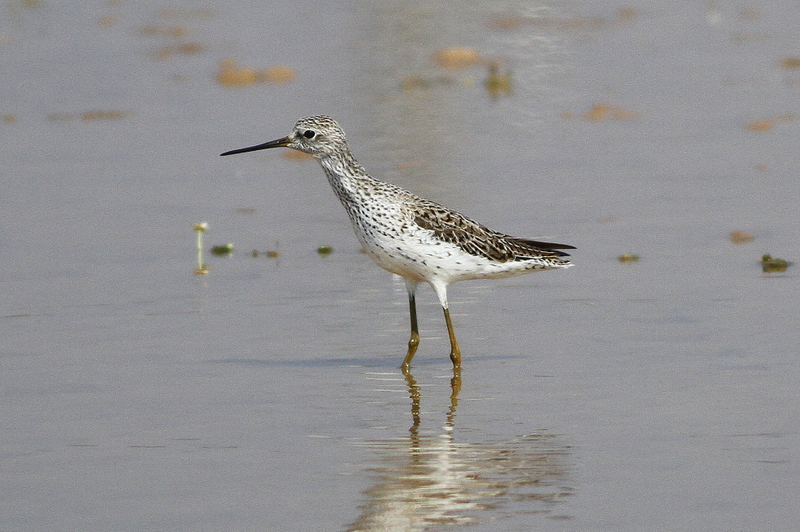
[346,369,573,531]
[403,368,460,435]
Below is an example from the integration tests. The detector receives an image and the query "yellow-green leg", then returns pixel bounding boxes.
[443,306,461,369]
[401,290,420,372]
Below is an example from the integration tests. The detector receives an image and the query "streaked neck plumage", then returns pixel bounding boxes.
[315,144,381,209]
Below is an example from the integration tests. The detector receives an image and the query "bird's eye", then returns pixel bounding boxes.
[303,130,316,139]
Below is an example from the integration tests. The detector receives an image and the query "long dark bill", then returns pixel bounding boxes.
[220,136,290,156]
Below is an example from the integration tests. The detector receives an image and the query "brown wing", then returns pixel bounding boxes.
[411,200,574,262]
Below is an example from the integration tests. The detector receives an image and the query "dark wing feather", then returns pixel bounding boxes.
[512,238,575,255]
[412,200,574,262]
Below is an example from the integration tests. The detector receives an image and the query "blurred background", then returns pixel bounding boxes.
[2,1,799,531]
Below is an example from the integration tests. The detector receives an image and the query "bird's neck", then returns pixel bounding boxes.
[317,150,376,206]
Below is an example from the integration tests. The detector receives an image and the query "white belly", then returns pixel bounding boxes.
[356,224,561,285]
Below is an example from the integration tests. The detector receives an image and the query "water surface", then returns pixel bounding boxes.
[2,1,799,530]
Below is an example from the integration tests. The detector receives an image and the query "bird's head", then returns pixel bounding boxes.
[220,115,348,159]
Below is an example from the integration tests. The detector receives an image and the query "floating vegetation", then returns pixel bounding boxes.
[487,15,524,30]
[745,114,795,132]
[139,21,202,60]
[779,57,800,69]
[759,254,791,273]
[158,8,215,20]
[48,110,130,121]
[433,47,482,69]
[252,241,280,258]
[317,245,333,256]
[617,7,639,21]
[155,42,205,60]
[217,59,258,87]
[581,103,641,121]
[216,59,297,87]
[139,24,190,38]
[97,15,118,27]
[260,66,296,84]
[193,223,209,275]
[484,61,512,99]
[9,0,42,8]
[81,110,129,121]
[252,249,280,258]
[746,120,773,132]
[3,114,16,123]
[617,253,640,263]
[729,231,755,244]
[210,243,234,256]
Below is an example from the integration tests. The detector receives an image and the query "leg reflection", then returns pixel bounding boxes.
[403,367,462,435]
[403,370,421,435]
[448,367,461,428]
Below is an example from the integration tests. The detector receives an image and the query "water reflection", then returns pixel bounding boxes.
[346,370,573,530]
[403,368,461,433]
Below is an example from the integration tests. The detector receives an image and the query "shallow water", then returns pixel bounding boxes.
[2,1,799,531]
